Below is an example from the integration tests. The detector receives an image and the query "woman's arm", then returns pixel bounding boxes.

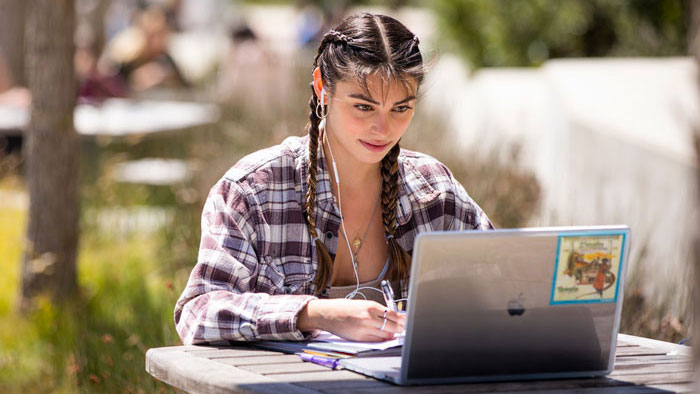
[297,299,406,342]
[174,180,318,344]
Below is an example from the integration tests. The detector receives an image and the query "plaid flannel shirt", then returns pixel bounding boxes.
[174,135,493,344]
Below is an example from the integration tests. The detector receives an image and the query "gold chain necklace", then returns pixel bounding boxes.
[350,196,380,266]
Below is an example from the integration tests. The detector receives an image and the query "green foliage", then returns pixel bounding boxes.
[433,0,689,69]
[0,207,181,393]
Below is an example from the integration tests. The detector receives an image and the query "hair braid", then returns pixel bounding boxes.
[381,143,411,282]
[305,83,334,295]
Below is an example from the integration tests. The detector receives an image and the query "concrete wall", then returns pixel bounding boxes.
[425,55,700,318]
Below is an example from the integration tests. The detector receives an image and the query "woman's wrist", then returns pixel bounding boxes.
[297,299,323,332]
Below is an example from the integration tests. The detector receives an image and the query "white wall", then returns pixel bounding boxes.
[425,55,700,318]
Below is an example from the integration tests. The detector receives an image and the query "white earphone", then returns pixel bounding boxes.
[321,86,383,300]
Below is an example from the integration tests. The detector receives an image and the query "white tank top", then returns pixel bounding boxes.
[328,258,391,306]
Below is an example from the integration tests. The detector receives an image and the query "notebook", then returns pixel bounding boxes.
[339,226,630,385]
[254,331,403,358]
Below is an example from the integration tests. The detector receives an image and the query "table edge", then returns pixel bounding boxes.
[145,347,319,394]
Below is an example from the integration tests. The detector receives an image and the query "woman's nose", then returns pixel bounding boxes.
[370,114,389,135]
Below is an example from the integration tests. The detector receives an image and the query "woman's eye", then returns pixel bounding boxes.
[393,105,412,113]
[354,104,372,112]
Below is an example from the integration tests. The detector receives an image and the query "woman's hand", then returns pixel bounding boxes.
[297,299,406,342]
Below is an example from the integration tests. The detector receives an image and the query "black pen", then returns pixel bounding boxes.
[381,280,397,312]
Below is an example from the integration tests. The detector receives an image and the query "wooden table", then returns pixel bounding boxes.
[146,334,697,394]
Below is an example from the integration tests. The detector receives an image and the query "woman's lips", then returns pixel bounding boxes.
[360,140,390,152]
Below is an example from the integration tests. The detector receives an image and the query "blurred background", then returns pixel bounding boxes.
[0,0,698,392]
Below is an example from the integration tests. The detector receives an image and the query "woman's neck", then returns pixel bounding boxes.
[321,132,382,197]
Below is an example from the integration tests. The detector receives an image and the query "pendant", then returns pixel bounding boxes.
[352,237,362,250]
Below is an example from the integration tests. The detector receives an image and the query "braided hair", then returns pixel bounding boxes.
[306,13,426,294]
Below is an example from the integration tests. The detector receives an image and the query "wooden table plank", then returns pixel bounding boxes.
[618,334,691,357]
[239,362,333,374]
[293,378,391,392]
[614,355,690,366]
[185,348,281,358]
[490,387,673,394]
[216,354,302,366]
[611,362,694,376]
[145,347,320,394]
[318,378,635,394]
[646,383,698,394]
[612,371,695,386]
[615,346,670,357]
[272,370,391,391]
[273,370,382,383]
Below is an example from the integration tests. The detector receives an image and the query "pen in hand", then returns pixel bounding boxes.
[381,280,397,312]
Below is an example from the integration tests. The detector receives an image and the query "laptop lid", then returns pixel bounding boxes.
[399,225,630,385]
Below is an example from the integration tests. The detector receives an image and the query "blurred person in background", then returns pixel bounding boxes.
[99,5,188,93]
[174,12,493,345]
[217,23,270,107]
[75,36,128,103]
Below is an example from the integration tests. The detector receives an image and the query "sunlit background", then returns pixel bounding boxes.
[0,0,698,392]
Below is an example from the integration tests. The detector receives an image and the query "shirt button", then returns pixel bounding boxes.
[283,286,292,294]
[325,231,334,239]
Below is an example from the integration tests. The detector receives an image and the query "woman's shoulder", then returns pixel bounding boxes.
[398,147,457,194]
[397,147,494,231]
[220,135,308,185]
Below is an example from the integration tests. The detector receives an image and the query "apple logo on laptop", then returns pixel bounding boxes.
[507,293,526,316]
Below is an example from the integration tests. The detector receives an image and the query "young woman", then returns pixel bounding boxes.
[174,12,493,345]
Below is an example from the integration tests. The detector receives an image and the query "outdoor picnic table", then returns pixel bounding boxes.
[0,97,220,136]
[146,333,696,393]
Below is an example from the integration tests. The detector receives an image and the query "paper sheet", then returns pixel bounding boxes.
[313,331,405,351]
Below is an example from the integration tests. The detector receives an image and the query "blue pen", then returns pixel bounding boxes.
[297,352,341,370]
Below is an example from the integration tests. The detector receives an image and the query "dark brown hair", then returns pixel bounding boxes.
[305,13,426,295]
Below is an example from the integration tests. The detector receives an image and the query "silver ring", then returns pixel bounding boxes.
[380,317,387,331]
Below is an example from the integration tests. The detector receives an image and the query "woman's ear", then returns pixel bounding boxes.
[312,67,324,102]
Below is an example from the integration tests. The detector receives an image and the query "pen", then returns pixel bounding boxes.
[297,352,341,370]
[381,280,397,312]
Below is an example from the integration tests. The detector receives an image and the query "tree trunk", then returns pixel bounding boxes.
[690,0,700,367]
[0,0,26,86]
[20,0,80,310]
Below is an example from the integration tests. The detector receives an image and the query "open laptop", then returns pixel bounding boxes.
[340,226,631,385]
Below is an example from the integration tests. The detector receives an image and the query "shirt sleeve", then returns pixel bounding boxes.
[173,179,318,344]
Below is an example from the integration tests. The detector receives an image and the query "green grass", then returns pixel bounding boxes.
[0,201,184,393]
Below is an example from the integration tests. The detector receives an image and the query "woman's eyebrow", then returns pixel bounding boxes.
[348,93,416,105]
[348,93,379,105]
[393,96,416,105]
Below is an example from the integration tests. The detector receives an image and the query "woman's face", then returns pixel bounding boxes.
[324,74,417,165]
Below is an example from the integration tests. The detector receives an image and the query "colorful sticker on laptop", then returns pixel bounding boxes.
[550,233,625,305]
